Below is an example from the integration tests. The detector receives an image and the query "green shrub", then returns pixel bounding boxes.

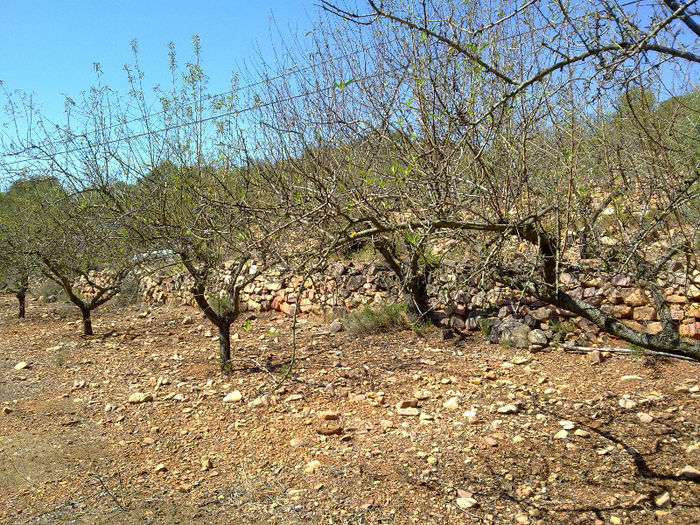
[346,302,408,334]
[114,274,142,308]
[32,279,69,302]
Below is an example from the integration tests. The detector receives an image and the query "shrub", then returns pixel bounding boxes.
[345,302,408,334]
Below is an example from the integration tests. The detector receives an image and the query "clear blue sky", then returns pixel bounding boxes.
[1,0,314,125]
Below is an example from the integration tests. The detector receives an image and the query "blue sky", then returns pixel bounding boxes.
[1,0,314,125]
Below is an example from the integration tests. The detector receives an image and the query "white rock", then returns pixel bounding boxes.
[456,497,478,509]
[443,397,460,410]
[497,404,519,414]
[223,391,243,403]
[619,398,637,409]
[127,392,153,404]
[554,430,569,440]
[14,361,29,370]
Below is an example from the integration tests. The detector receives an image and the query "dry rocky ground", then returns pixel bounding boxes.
[0,296,699,524]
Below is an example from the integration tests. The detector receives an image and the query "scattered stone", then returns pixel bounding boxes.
[554,430,569,440]
[482,436,498,447]
[304,460,321,474]
[588,350,602,364]
[13,361,29,370]
[574,429,590,438]
[463,410,479,424]
[223,391,243,403]
[456,497,479,509]
[677,465,700,480]
[637,412,654,424]
[414,390,431,400]
[329,319,344,333]
[397,407,421,416]
[654,491,671,508]
[443,397,460,410]
[127,392,153,404]
[610,516,622,525]
[141,437,156,446]
[201,457,213,471]
[154,463,168,473]
[619,398,637,409]
[2,406,13,415]
[559,420,576,430]
[497,404,519,414]
[317,410,340,421]
[396,400,419,409]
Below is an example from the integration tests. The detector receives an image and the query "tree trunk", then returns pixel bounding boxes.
[219,323,231,365]
[16,292,26,319]
[81,307,93,336]
[405,273,431,323]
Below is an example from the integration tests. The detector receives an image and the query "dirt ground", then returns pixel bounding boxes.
[0,296,699,524]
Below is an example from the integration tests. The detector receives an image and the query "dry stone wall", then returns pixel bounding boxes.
[135,260,700,348]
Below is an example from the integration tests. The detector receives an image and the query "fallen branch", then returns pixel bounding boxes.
[560,344,698,363]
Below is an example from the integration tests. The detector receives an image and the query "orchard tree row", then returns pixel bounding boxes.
[1,0,699,362]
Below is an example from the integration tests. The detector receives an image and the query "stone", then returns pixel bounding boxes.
[612,304,634,319]
[414,390,431,400]
[621,288,648,307]
[154,463,168,473]
[443,397,460,410]
[13,361,29,370]
[2,406,13,415]
[588,350,602,364]
[559,420,576,430]
[619,398,637,409]
[633,306,657,321]
[397,407,421,416]
[527,329,548,345]
[304,460,321,474]
[317,410,340,421]
[654,492,671,508]
[329,319,344,333]
[397,399,419,409]
[127,392,153,404]
[223,391,243,403]
[201,457,213,471]
[497,404,519,414]
[488,318,531,348]
[637,412,654,424]
[456,497,478,509]
[345,274,366,291]
[677,465,700,480]
[610,517,622,525]
[554,430,569,440]
[574,429,590,438]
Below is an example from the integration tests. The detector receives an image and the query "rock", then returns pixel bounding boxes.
[633,306,657,321]
[314,412,343,435]
[127,392,153,404]
[574,429,590,438]
[317,410,340,421]
[2,406,13,415]
[304,460,321,473]
[463,410,479,424]
[396,400,419,409]
[559,420,576,430]
[488,319,531,348]
[223,391,243,403]
[637,412,654,424]
[619,398,637,409]
[329,319,344,333]
[397,407,421,416]
[655,492,671,508]
[588,350,602,364]
[621,288,648,307]
[610,516,623,525]
[414,390,431,400]
[527,329,548,345]
[13,361,29,370]
[482,436,498,447]
[554,430,569,440]
[456,497,478,509]
[154,463,168,473]
[677,465,700,480]
[497,404,519,414]
[201,457,213,471]
[443,397,460,410]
